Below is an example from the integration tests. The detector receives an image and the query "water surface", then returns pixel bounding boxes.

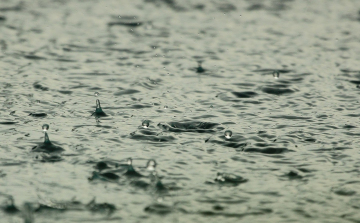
[1,0,360,222]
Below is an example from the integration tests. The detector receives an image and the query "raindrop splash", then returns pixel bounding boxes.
[92,99,107,117]
[94,92,99,97]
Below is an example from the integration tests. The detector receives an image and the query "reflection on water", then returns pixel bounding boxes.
[1,0,360,222]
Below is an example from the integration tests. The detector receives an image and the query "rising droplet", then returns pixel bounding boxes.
[42,124,49,132]
[142,120,150,128]
[146,159,157,171]
[94,92,100,97]
[127,158,133,166]
[196,62,205,73]
[273,71,280,79]
[224,130,232,139]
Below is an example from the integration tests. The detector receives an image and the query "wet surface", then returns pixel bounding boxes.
[1,0,360,222]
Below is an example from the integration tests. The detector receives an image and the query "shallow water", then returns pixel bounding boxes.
[1,0,360,222]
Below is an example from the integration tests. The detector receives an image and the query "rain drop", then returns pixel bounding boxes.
[273,71,280,79]
[196,62,205,73]
[146,159,157,171]
[94,92,99,97]
[142,120,150,128]
[224,130,232,139]
[42,124,49,132]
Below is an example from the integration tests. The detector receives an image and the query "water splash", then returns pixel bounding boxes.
[124,158,143,177]
[31,125,64,153]
[92,99,107,117]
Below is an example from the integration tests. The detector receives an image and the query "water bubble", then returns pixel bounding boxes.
[142,120,150,128]
[94,92,99,97]
[273,71,280,79]
[164,106,168,109]
[42,124,49,132]
[224,130,232,139]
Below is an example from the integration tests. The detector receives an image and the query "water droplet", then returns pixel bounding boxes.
[164,106,168,109]
[273,71,280,79]
[94,92,99,97]
[42,124,49,132]
[224,130,232,139]
[118,15,121,18]
[146,159,157,171]
[142,120,150,128]
[196,62,205,73]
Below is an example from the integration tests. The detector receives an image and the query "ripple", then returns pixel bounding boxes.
[232,91,258,98]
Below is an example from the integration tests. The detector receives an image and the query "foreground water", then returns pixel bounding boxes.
[1,0,360,222]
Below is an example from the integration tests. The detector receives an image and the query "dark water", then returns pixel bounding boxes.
[1,0,360,222]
